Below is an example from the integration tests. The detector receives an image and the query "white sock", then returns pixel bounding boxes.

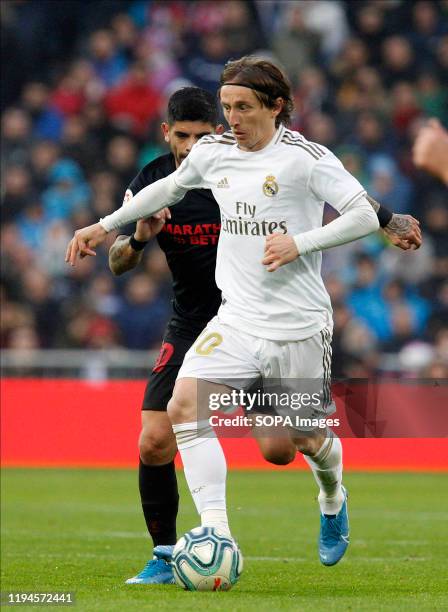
[303,433,344,515]
[173,421,231,536]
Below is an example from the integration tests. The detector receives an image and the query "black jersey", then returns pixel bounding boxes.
[127,153,222,334]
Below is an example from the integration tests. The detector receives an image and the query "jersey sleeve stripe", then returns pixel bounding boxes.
[343,189,367,208]
[199,140,235,146]
[283,129,326,155]
[197,132,236,146]
[302,140,325,157]
[282,134,325,158]
[198,137,236,146]
[219,131,236,142]
[283,130,326,157]
[281,137,323,160]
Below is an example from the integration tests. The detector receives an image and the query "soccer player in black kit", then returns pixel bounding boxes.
[105,87,421,585]
[108,88,224,584]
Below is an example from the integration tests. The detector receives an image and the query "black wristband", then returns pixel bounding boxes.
[377,205,393,228]
[129,234,148,251]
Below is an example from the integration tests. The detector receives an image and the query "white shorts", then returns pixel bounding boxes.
[177,316,333,415]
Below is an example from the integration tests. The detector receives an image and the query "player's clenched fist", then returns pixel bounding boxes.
[135,208,171,242]
[262,234,299,272]
[65,222,108,266]
[383,214,422,250]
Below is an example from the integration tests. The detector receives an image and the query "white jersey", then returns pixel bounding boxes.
[172,125,366,341]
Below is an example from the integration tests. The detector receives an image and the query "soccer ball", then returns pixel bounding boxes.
[172,526,243,591]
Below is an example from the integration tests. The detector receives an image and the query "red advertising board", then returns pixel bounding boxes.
[1,379,447,470]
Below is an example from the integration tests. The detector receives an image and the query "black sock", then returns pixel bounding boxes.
[139,459,179,547]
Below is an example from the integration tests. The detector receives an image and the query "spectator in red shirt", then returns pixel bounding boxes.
[104,62,161,136]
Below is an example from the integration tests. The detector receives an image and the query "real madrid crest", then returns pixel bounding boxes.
[262,175,279,197]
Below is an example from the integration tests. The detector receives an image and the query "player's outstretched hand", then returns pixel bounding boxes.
[135,208,171,241]
[262,234,299,272]
[382,214,422,250]
[65,222,108,266]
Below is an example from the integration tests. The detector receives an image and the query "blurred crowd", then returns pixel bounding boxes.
[1,0,447,377]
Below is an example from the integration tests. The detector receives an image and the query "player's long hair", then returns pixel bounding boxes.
[220,56,294,127]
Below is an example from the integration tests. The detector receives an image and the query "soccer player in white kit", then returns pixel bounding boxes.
[67,57,383,566]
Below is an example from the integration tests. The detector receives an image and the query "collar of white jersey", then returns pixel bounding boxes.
[234,124,286,155]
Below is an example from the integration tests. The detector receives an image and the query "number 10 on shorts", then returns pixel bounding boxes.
[194,331,223,356]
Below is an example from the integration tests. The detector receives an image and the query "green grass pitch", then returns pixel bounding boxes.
[1,469,447,611]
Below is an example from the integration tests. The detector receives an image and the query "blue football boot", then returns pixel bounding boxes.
[125,545,175,584]
[319,486,349,566]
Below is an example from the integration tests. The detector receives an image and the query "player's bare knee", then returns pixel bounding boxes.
[167,384,196,424]
[167,395,184,424]
[258,438,296,465]
[294,435,323,456]
[264,447,296,465]
[293,427,327,455]
[139,429,175,465]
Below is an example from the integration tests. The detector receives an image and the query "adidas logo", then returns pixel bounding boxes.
[217,177,230,188]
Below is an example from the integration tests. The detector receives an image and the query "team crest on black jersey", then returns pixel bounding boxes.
[263,175,279,197]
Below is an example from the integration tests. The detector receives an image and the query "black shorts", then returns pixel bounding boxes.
[142,321,274,414]
[142,322,203,411]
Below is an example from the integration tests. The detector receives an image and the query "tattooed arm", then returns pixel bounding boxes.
[109,234,145,276]
[366,194,422,250]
